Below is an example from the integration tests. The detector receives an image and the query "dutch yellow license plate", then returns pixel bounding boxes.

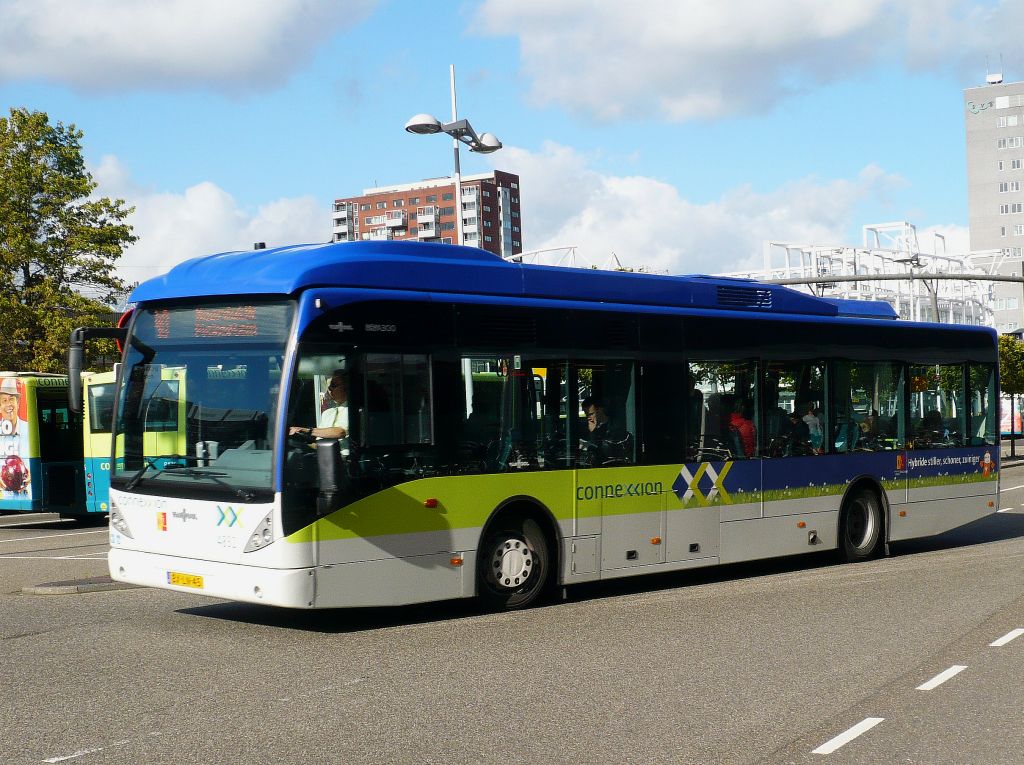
[167,571,204,589]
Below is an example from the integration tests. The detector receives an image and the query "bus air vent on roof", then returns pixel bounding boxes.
[457,306,538,347]
[716,285,773,309]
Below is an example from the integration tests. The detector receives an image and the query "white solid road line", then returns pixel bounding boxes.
[0,529,107,545]
[916,665,967,691]
[999,508,1012,512]
[43,747,106,763]
[0,556,107,561]
[44,740,130,763]
[0,518,70,529]
[989,628,1024,647]
[812,717,885,755]
[1000,483,1024,492]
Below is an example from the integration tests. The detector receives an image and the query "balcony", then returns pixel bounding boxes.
[332,220,350,234]
[362,227,391,241]
[385,211,407,228]
[416,205,438,224]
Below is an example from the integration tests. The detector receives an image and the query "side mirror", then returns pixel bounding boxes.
[67,325,128,415]
[68,329,86,415]
[315,439,349,516]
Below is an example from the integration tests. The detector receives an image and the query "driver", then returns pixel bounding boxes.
[290,370,348,441]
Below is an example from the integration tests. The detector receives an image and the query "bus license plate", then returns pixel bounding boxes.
[167,571,204,589]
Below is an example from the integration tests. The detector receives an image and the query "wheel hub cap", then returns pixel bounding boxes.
[490,538,534,589]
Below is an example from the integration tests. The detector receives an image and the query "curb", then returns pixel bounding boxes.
[22,576,143,595]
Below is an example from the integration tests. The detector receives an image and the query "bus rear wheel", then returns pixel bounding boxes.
[838,488,882,562]
[478,516,550,610]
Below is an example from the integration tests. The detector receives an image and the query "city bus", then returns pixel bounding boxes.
[0,371,115,518]
[98,240,999,610]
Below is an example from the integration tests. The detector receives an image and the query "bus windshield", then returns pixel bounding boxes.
[112,301,294,500]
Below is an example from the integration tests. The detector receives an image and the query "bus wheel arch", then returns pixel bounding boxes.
[837,476,887,562]
[475,496,560,610]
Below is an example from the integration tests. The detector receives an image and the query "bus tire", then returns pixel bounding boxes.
[838,487,882,562]
[478,516,551,610]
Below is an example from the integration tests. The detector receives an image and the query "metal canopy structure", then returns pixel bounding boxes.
[720,222,1001,325]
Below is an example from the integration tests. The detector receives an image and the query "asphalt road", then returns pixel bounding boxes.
[1,470,1022,765]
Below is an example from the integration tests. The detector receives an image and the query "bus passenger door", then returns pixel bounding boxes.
[83,373,116,514]
[572,360,664,573]
[36,387,86,515]
[142,370,186,461]
[639,360,721,565]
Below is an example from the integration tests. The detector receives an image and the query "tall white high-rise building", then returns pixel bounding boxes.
[965,72,1024,332]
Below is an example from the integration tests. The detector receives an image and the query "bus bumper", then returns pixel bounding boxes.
[108,548,317,608]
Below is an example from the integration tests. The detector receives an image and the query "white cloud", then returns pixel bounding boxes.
[474,0,1022,121]
[917,223,971,256]
[91,155,329,285]
[0,0,376,91]
[89,146,917,289]
[494,142,905,274]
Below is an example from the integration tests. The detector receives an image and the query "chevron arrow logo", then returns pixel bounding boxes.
[216,506,243,528]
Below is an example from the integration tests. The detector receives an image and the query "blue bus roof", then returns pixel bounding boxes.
[130,240,898,320]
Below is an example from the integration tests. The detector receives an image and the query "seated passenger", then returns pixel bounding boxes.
[728,400,756,458]
[914,409,943,447]
[802,404,823,452]
[786,410,812,455]
[579,396,632,466]
[582,396,610,442]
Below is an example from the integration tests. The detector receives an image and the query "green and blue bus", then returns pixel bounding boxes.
[98,241,999,609]
[0,371,115,518]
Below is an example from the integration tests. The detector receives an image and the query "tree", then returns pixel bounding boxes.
[998,334,1024,397]
[0,107,136,372]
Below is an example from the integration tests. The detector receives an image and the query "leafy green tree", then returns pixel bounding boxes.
[0,107,136,372]
[999,334,1024,396]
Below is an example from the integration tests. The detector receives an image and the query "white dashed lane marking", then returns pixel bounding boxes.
[916,665,968,691]
[989,628,1024,647]
[812,717,885,755]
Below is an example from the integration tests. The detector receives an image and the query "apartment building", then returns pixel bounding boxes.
[965,73,1024,332]
[331,170,522,259]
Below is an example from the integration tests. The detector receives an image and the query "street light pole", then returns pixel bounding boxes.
[404,65,502,248]
[449,65,463,246]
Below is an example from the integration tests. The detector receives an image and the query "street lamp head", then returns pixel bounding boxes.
[404,113,443,135]
[472,132,502,154]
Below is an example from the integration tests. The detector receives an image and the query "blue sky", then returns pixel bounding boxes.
[1,0,1019,283]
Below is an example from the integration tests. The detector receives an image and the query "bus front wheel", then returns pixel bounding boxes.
[838,487,882,562]
[478,516,550,610]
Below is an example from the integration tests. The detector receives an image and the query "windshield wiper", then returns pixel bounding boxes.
[162,466,257,503]
[123,455,187,491]
[121,456,257,502]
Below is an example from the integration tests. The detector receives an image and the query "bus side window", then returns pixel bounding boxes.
[687,360,758,460]
[638,361,687,465]
[761,361,825,458]
[573,360,636,467]
[832,361,904,452]
[909,364,963,449]
[968,363,997,446]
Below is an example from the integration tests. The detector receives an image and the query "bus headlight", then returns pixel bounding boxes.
[109,501,134,539]
[243,511,275,553]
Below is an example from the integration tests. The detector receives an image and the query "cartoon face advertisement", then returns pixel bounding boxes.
[0,378,32,498]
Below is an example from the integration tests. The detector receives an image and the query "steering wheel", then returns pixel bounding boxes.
[288,430,315,448]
